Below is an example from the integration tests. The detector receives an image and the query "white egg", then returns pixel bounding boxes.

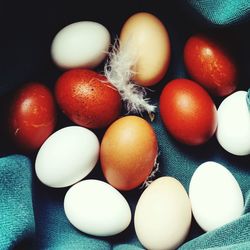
[216,91,250,156]
[64,179,131,236]
[51,21,110,69]
[35,126,99,188]
[134,177,192,250]
[189,161,244,232]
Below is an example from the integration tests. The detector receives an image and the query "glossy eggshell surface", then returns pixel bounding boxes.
[216,91,250,156]
[189,161,244,232]
[160,79,217,145]
[8,82,56,152]
[55,69,121,129]
[35,126,99,188]
[64,179,131,237]
[184,34,238,96]
[100,116,158,191]
[51,21,110,69]
[134,177,192,250]
[120,12,171,86]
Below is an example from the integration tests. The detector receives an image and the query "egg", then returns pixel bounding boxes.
[189,161,244,232]
[51,21,110,69]
[35,126,99,188]
[184,34,238,96]
[160,79,217,145]
[100,115,158,191]
[8,82,56,152]
[64,179,131,236]
[55,69,121,129]
[120,12,171,87]
[134,177,192,250]
[216,90,250,156]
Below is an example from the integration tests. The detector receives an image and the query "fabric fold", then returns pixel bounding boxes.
[0,155,35,250]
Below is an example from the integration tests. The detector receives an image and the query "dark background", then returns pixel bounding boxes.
[1,0,250,94]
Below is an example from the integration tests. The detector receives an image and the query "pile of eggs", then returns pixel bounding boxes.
[4,11,249,250]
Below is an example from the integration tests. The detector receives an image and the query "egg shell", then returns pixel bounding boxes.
[51,21,110,69]
[216,91,250,156]
[184,34,238,96]
[159,79,217,145]
[100,115,158,191]
[55,69,122,129]
[8,82,56,152]
[189,161,244,232]
[64,179,131,236]
[120,12,171,87]
[35,126,99,188]
[134,177,192,250]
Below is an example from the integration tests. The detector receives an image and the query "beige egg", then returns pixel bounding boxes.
[134,177,191,250]
[120,12,171,87]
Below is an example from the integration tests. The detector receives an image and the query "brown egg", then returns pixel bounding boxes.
[55,69,121,129]
[120,12,171,87]
[100,115,158,191]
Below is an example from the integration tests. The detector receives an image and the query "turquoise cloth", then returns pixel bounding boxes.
[0,156,34,249]
[186,0,250,26]
[0,1,250,249]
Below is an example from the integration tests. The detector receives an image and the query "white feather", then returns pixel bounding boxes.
[104,39,156,118]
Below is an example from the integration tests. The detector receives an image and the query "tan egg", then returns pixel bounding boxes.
[120,12,171,87]
[134,177,192,250]
[100,115,158,191]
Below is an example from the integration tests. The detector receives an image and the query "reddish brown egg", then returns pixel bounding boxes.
[55,69,122,129]
[184,34,238,96]
[100,116,158,191]
[160,79,217,145]
[8,82,56,152]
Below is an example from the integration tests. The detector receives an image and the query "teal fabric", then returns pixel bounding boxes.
[0,1,250,250]
[185,0,250,26]
[0,155,34,249]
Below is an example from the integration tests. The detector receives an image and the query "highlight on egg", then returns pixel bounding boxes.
[189,161,244,232]
[120,12,171,87]
[8,82,57,153]
[35,126,99,188]
[184,33,238,96]
[104,12,171,117]
[51,21,110,69]
[216,90,250,156]
[100,115,158,191]
[55,69,122,129]
[64,179,132,237]
[134,177,192,250]
[160,79,217,145]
